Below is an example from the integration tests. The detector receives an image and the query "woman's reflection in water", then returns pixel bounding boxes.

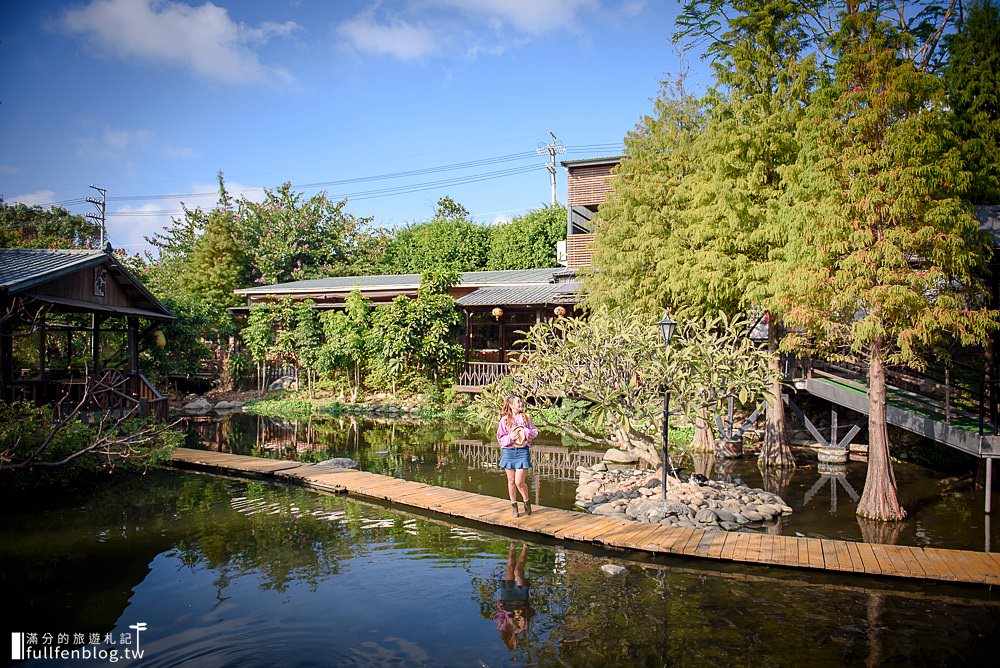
[492,543,536,649]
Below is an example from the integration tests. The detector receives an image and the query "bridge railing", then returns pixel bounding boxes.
[784,354,999,435]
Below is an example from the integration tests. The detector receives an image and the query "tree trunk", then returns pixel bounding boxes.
[857,344,906,521]
[691,409,716,451]
[759,319,795,469]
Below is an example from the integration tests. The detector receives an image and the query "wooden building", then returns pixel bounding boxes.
[234,268,582,390]
[561,156,620,268]
[0,248,173,418]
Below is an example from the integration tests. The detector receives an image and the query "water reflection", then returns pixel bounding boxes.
[492,544,535,649]
[185,413,998,551]
[3,470,998,667]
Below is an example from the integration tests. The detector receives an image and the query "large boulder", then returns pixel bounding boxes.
[268,375,297,391]
[183,397,212,413]
[603,448,639,464]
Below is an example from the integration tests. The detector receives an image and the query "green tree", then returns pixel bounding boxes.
[179,176,248,313]
[293,300,323,397]
[318,290,373,401]
[234,182,375,285]
[0,201,100,249]
[943,0,1000,204]
[474,309,772,466]
[675,0,817,469]
[779,7,998,521]
[487,204,566,270]
[584,75,706,313]
[382,197,490,273]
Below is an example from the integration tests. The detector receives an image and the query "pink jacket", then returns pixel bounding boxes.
[497,414,538,448]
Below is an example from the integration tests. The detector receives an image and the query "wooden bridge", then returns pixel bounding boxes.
[170,447,1000,587]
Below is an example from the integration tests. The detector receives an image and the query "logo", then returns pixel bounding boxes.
[12,623,148,663]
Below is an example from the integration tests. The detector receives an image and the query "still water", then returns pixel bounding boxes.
[188,412,999,552]
[2,470,997,667]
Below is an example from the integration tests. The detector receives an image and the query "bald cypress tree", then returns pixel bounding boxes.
[671,0,817,459]
[584,74,706,313]
[780,7,997,521]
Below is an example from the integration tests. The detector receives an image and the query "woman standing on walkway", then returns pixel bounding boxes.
[497,395,538,517]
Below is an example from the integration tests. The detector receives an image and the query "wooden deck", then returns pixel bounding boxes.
[170,448,1000,587]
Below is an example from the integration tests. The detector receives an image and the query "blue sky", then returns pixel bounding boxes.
[1,1,707,254]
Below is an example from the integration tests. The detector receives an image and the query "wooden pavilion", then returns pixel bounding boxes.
[0,248,173,419]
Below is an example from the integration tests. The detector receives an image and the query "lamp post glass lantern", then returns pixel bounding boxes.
[658,311,677,499]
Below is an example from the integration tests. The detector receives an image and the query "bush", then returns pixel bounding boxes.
[0,401,182,485]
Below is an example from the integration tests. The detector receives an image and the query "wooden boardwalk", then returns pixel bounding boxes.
[170,448,1000,587]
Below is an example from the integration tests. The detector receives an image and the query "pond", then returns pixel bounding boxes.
[187,412,999,552]
[2,470,997,667]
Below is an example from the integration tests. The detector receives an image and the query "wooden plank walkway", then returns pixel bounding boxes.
[170,448,1000,587]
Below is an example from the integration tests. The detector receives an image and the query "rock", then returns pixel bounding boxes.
[591,503,619,516]
[600,564,627,577]
[591,462,608,472]
[741,510,765,522]
[720,521,741,531]
[592,494,608,504]
[639,488,655,497]
[317,457,358,469]
[603,448,639,464]
[183,397,212,413]
[713,508,737,523]
[695,508,719,524]
[733,512,751,524]
[267,375,297,391]
[213,400,239,410]
[663,502,694,517]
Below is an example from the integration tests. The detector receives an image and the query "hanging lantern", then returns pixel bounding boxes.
[153,329,166,348]
[491,307,504,320]
[553,306,567,317]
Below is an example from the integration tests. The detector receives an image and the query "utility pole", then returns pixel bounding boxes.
[86,185,107,249]
[537,131,566,206]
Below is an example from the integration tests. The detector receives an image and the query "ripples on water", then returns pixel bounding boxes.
[2,470,997,667]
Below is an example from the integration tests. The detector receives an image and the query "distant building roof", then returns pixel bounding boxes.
[560,156,622,168]
[455,283,582,306]
[236,268,573,296]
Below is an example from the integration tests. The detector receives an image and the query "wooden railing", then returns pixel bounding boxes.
[456,361,510,389]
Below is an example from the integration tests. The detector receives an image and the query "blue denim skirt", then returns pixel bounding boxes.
[499,446,531,469]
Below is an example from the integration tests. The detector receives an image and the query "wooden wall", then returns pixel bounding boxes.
[566,163,616,207]
[566,233,595,268]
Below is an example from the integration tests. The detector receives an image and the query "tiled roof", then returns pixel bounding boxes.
[236,267,574,295]
[0,248,106,293]
[0,248,173,319]
[455,283,582,306]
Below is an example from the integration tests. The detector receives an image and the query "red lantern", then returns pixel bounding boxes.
[491,307,504,319]
[554,306,567,317]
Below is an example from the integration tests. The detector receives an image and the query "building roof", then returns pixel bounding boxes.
[235,268,573,296]
[455,283,582,306]
[560,156,622,168]
[0,248,107,293]
[0,248,173,320]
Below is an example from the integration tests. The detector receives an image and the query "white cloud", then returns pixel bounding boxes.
[59,0,298,88]
[108,179,266,253]
[337,11,438,60]
[337,0,599,62]
[7,190,57,206]
[76,127,153,160]
[432,0,599,34]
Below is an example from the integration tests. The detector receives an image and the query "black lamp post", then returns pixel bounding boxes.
[658,311,677,500]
